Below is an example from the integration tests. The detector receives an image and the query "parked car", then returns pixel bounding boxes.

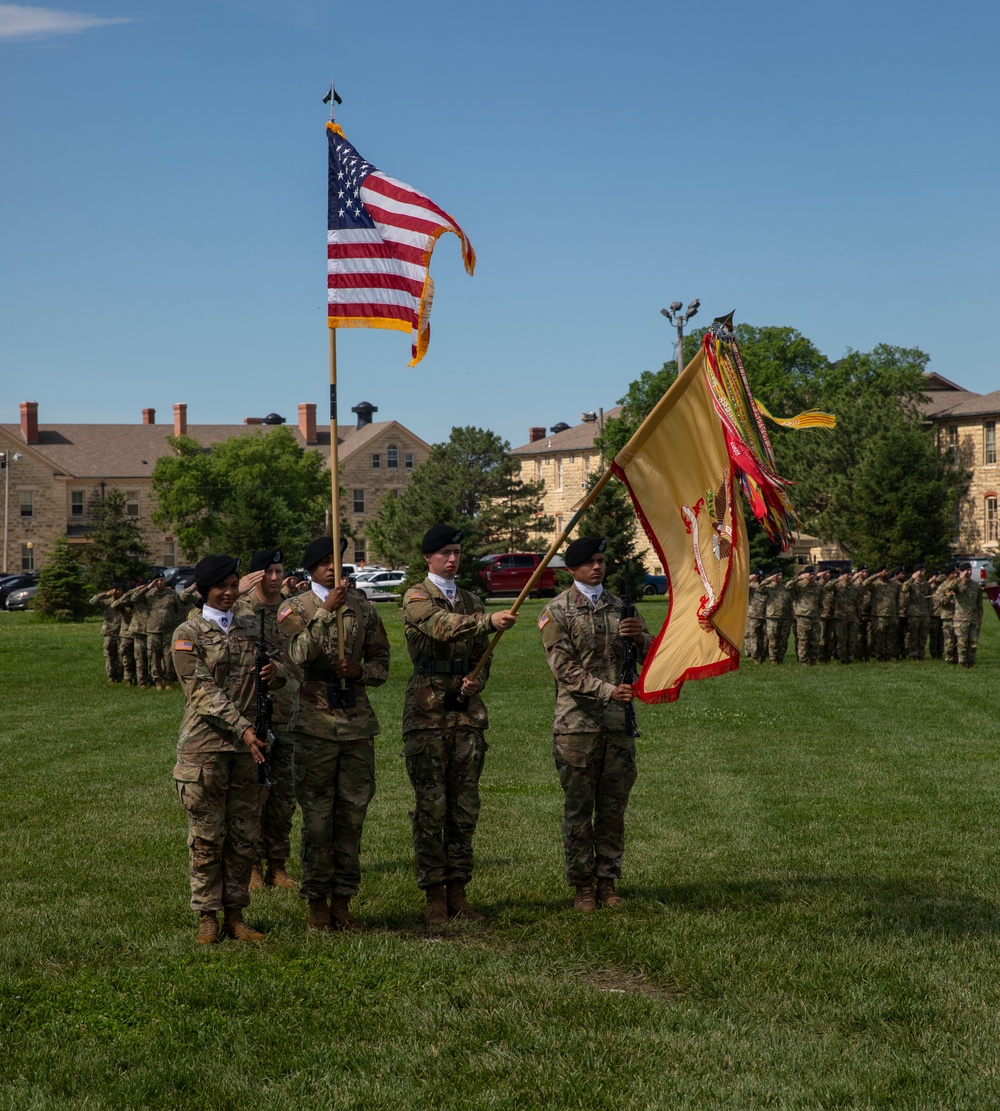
[642,572,667,596]
[0,572,38,606]
[6,584,38,610]
[478,553,557,598]
[948,555,993,582]
[356,570,407,600]
[163,565,196,587]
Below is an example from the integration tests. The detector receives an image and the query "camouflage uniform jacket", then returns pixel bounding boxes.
[172,611,291,757]
[177,581,203,622]
[539,585,653,736]
[833,578,860,620]
[761,582,792,619]
[146,585,184,633]
[90,591,120,635]
[899,578,931,618]
[402,579,494,733]
[787,578,821,618]
[747,582,767,620]
[278,588,388,740]
[943,579,984,627]
[122,585,150,636]
[863,576,899,618]
[110,592,134,637]
[820,581,837,620]
[232,592,304,727]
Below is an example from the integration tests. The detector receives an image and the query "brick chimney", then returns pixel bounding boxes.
[529,426,546,443]
[299,402,317,444]
[244,417,263,425]
[173,403,187,437]
[20,401,39,444]
[142,408,156,425]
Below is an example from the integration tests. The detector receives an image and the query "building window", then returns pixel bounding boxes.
[405,452,414,469]
[556,458,563,491]
[371,453,381,469]
[354,541,366,564]
[21,544,34,571]
[353,489,365,514]
[582,453,590,471]
[947,424,959,464]
[20,492,33,518]
[387,444,398,469]
[163,539,175,564]
[988,496,999,543]
[125,491,140,518]
[569,453,575,464]
[986,421,997,466]
[71,491,85,517]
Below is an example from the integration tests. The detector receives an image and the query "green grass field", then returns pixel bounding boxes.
[3,602,1000,1109]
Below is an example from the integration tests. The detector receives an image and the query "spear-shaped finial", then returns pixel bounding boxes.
[322,81,343,120]
[709,310,736,337]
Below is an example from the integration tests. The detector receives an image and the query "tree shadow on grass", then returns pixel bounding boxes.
[634,875,1000,937]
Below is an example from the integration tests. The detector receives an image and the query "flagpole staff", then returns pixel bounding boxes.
[465,464,617,684]
[323,80,349,679]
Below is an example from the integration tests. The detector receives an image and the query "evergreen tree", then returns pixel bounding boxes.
[85,487,151,591]
[577,472,646,596]
[35,536,89,621]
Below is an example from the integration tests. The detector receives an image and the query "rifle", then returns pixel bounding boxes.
[620,563,641,740]
[254,607,275,787]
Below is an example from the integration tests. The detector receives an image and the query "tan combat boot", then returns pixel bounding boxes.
[330,895,363,931]
[248,861,266,891]
[196,911,219,944]
[447,881,486,922]
[424,883,448,926]
[221,908,266,942]
[573,884,597,912]
[596,878,625,908]
[307,898,332,932]
[265,860,298,890]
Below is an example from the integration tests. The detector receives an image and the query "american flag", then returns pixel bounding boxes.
[327,123,475,367]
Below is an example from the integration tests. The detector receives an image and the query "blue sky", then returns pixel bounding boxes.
[2,0,998,450]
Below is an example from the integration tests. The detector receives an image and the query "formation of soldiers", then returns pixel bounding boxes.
[152,527,645,944]
[744,562,986,668]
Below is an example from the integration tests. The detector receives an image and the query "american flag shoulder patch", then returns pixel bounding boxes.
[409,591,428,600]
[537,614,550,630]
[174,639,194,652]
[278,605,294,622]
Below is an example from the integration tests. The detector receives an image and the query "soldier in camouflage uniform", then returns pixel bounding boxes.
[760,571,792,663]
[943,563,984,668]
[743,571,766,663]
[830,570,860,663]
[90,585,123,682]
[819,570,837,663]
[233,548,303,896]
[854,567,872,661]
[120,579,153,687]
[899,565,930,660]
[539,537,653,913]
[928,571,948,660]
[787,566,821,665]
[402,525,517,925]
[171,554,293,944]
[278,537,389,932]
[864,567,899,662]
[893,567,908,659]
[143,575,185,689]
[112,587,137,684]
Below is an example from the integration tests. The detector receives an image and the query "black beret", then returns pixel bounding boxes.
[249,548,283,573]
[878,565,888,573]
[302,536,349,570]
[194,554,240,592]
[564,536,607,567]
[421,525,463,554]
[913,562,924,572]
[958,561,972,571]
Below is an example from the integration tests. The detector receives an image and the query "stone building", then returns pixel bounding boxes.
[0,399,428,574]
[922,372,1000,555]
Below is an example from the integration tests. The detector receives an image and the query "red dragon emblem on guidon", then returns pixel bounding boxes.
[680,475,734,632]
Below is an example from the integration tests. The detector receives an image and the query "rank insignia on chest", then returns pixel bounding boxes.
[277,605,294,622]
[537,613,550,629]
[174,640,194,651]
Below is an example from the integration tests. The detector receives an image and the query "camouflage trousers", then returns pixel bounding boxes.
[553,732,637,887]
[103,635,122,681]
[928,617,944,660]
[766,618,791,663]
[132,634,149,686]
[292,729,375,900]
[256,727,298,863]
[743,618,764,661]
[793,616,820,664]
[820,618,837,662]
[834,618,859,663]
[905,616,929,660]
[146,631,173,683]
[954,621,980,667]
[120,635,136,682]
[403,727,487,889]
[172,751,263,912]
[870,617,897,661]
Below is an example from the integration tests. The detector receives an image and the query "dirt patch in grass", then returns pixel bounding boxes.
[581,967,681,1001]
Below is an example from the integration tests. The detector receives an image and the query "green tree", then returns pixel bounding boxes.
[577,472,646,595]
[35,536,89,621]
[150,427,331,565]
[85,488,151,591]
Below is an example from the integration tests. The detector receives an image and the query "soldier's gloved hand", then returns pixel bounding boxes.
[239,571,264,595]
[610,683,635,702]
[259,660,278,683]
[460,677,482,697]
[619,618,643,640]
[490,610,517,631]
[241,726,267,764]
[333,659,362,680]
[322,584,349,612]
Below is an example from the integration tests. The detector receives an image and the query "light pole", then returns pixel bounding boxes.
[660,298,701,372]
[1,450,23,575]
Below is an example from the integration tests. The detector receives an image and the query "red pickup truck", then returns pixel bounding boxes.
[478,553,557,597]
